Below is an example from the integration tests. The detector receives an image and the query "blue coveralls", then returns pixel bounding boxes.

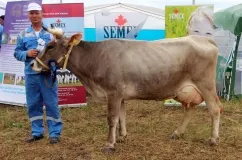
[14,24,63,138]
[0,25,3,47]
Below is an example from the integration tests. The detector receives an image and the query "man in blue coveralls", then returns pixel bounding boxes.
[14,2,63,144]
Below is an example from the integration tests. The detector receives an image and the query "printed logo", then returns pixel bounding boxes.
[169,9,184,20]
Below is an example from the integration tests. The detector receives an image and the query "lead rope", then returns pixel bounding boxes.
[44,60,58,88]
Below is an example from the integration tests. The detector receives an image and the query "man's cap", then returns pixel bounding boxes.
[27,3,42,11]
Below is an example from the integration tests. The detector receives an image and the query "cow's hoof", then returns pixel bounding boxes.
[117,135,127,143]
[209,137,219,146]
[169,132,180,140]
[103,147,115,154]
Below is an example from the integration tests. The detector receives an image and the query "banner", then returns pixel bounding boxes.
[0,2,86,107]
[0,0,42,106]
[95,12,148,41]
[42,3,86,106]
[164,5,215,106]
[42,3,84,38]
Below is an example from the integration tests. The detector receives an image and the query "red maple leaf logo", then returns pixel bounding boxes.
[56,19,61,23]
[115,15,127,27]
[173,9,179,14]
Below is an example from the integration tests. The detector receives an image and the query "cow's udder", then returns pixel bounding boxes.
[174,85,203,108]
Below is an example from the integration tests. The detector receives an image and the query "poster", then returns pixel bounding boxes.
[165,5,214,38]
[164,5,215,106]
[95,12,148,41]
[42,3,84,38]
[0,2,86,107]
[0,0,42,106]
[42,3,86,106]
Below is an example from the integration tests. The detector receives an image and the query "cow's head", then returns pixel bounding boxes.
[31,27,82,72]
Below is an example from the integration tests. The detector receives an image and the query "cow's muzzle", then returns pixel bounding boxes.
[31,60,44,72]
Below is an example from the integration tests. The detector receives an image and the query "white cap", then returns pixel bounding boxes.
[27,3,42,11]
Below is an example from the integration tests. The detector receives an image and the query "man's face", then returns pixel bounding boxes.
[28,10,43,24]
[0,19,3,25]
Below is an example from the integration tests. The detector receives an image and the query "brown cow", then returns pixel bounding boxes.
[31,29,221,153]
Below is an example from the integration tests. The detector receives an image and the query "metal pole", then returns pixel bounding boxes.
[60,0,62,3]
[192,0,195,5]
[230,33,241,98]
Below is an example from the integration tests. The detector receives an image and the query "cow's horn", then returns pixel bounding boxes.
[42,26,63,39]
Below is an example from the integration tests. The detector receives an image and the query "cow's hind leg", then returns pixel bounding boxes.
[200,90,221,145]
[170,106,195,139]
[103,95,122,153]
[117,100,127,143]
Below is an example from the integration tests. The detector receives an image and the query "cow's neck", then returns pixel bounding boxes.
[66,41,98,77]
[65,41,107,102]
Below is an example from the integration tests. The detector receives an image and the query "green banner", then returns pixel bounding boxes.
[165,5,214,38]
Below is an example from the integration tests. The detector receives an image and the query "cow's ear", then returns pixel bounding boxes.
[68,33,83,46]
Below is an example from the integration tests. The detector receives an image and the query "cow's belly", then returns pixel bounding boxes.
[83,77,204,107]
[122,81,203,107]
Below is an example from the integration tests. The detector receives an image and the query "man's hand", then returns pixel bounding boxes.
[27,49,39,58]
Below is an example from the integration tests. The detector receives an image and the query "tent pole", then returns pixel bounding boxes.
[230,33,241,98]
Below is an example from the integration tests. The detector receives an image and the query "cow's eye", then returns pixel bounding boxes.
[47,45,54,50]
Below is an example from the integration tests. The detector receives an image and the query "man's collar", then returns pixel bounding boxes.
[26,23,48,33]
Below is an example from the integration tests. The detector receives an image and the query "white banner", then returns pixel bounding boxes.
[95,12,148,41]
[0,0,42,106]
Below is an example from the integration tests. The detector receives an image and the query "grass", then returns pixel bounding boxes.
[0,98,242,159]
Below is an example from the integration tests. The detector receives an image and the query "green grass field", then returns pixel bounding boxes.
[1,98,242,159]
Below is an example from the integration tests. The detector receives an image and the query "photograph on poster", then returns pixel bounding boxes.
[15,74,25,86]
[3,73,16,85]
[57,70,82,87]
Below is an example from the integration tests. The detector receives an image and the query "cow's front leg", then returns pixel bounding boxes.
[103,95,122,153]
[170,106,195,139]
[117,100,127,143]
